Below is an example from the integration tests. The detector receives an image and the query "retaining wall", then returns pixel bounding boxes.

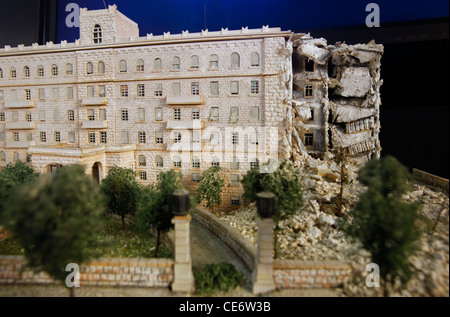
[413,168,449,193]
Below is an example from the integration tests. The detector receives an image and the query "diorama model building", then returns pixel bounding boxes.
[0,5,383,210]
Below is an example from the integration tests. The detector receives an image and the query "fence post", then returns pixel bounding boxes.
[170,189,194,293]
[252,192,276,294]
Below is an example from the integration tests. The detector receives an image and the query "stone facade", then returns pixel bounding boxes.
[0,5,383,212]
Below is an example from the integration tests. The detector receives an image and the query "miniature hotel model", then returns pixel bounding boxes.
[0,5,383,210]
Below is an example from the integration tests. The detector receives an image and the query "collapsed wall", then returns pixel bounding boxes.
[283,34,384,166]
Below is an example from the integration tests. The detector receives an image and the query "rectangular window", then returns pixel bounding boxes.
[139,171,147,180]
[40,131,47,143]
[25,89,31,100]
[305,85,314,98]
[26,132,32,141]
[121,131,129,144]
[155,107,163,121]
[55,131,61,143]
[13,132,19,142]
[210,107,219,121]
[26,112,32,122]
[192,108,200,120]
[67,87,74,100]
[52,88,59,100]
[89,132,96,143]
[39,110,46,122]
[138,131,146,144]
[120,85,128,97]
[174,132,182,143]
[230,81,239,95]
[231,157,239,169]
[100,131,107,144]
[138,108,145,121]
[192,131,200,143]
[192,173,200,183]
[99,109,106,121]
[210,132,219,145]
[53,110,60,122]
[87,86,94,97]
[39,88,45,100]
[174,108,181,120]
[154,83,163,97]
[155,131,163,144]
[12,111,18,122]
[0,112,5,121]
[251,81,259,94]
[121,109,129,121]
[250,132,259,145]
[69,131,75,143]
[191,82,199,95]
[230,174,240,186]
[192,158,200,169]
[232,132,239,145]
[310,109,315,121]
[172,83,180,96]
[138,84,145,97]
[11,90,17,101]
[305,133,314,146]
[139,156,147,167]
[231,196,240,206]
[230,107,239,123]
[210,81,219,96]
[99,85,106,97]
[68,110,75,122]
[251,107,260,121]
[88,109,95,121]
[0,90,3,102]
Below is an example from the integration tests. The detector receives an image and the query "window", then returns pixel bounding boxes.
[251,107,260,121]
[156,155,163,167]
[192,156,200,169]
[230,174,240,186]
[12,111,18,122]
[250,132,259,145]
[174,132,182,143]
[192,131,200,143]
[89,132,96,143]
[120,60,127,73]
[138,108,145,121]
[100,131,107,143]
[230,81,239,95]
[192,173,200,183]
[191,82,199,95]
[251,52,260,67]
[210,81,219,96]
[39,88,45,100]
[93,24,102,43]
[0,151,5,162]
[11,89,17,101]
[173,155,181,168]
[231,53,240,68]
[250,158,259,169]
[156,173,161,181]
[26,112,32,122]
[138,131,146,144]
[172,56,180,70]
[86,62,93,74]
[232,132,239,145]
[52,88,59,100]
[0,90,3,101]
[304,133,314,146]
[231,157,239,169]
[0,112,5,121]
[211,156,220,167]
[69,131,75,143]
[40,131,47,142]
[251,81,259,94]
[210,132,219,145]
[26,132,32,141]
[230,107,239,123]
[39,110,46,122]
[305,85,314,98]
[67,87,74,99]
[120,85,128,97]
[98,61,105,74]
[173,108,181,120]
[66,63,73,75]
[99,109,106,121]
[305,59,314,72]
[52,65,58,76]
[136,59,144,72]
[121,131,129,144]
[310,109,315,121]
[139,171,147,180]
[137,84,145,97]
[155,131,163,144]
[99,85,106,97]
[121,109,128,121]
[68,110,75,122]
[210,54,218,69]
[10,67,16,78]
[154,83,163,97]
[172,83,180,96]
[37,65,44,77]
[88,109,95,121]
[13,132,19,142]
[88,85,95,97]
[139,155,146,166]
[154,58,162,71]
[231,196,240,206]
[13,152,20,163]
[191,55,199,69]
[192,108,200,120]
[24,66,30,78]
[25,89,31,100]
[155,107,163,121]
[0,68,3,78]
[210,107,219,121]
[55,131,61,143]
[53,110,60,122]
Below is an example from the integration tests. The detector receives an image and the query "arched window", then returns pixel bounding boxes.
[173,155,181,168]
[86,62,93,74]
[13,152,20,162]
[0,68,3,78]
[66,63,73,75]
[190,55,199,69]
[172,57,180,70]
[251,52,260,67]
[0,151,6,162]
[230,52,240,68]
[136,59,144,72]
[52,64,58,76]
[120,60,127,73]
[24,66,30,78]
[211,156,220,167]
[10,67,16,78]
[98,61,105,74]
[155,155,163,167]
[139,155,146,167]
[37,65,44,77]
[210,54,218,68]
[93,24,102,44]
[154,58,162,71]
[192,156,200,169]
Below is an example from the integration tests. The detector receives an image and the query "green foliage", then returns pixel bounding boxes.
[3,165,105,285]
[100,167,141,227]
[196,166,225,212]
[194,262,244,295]
[344,156,421,296]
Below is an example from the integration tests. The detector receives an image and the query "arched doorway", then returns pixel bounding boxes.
[45,164,62,174]
[92,162,101,184]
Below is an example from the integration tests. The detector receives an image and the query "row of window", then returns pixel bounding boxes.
[0,52,260,79]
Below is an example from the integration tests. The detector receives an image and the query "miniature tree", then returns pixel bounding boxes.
[136,170,182,257]
[344,156,421,296]
[2,165,105,297]
[241,160,303,258]
[100,167,141,228]
[196,166,225,213]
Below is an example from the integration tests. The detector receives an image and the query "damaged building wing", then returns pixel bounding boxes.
[286,33,383,166]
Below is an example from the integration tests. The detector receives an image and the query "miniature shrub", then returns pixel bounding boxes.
[194,262,244,295]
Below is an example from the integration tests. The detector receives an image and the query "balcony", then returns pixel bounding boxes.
[166,142,203,152]
[80,97,107,106]
[5,140,36,149]
[166,95,204,106]
[5,121,36,130]
[4,100,35,109]
[166,120,203,130]
[81,120,108,129]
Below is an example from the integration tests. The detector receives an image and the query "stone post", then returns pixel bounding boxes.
[171,189,194,293]
[252,192,276,294]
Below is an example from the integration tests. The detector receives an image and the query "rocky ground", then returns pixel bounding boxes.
[220,156,449,297]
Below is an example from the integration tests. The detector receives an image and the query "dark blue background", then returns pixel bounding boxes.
[57,0,449,42]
